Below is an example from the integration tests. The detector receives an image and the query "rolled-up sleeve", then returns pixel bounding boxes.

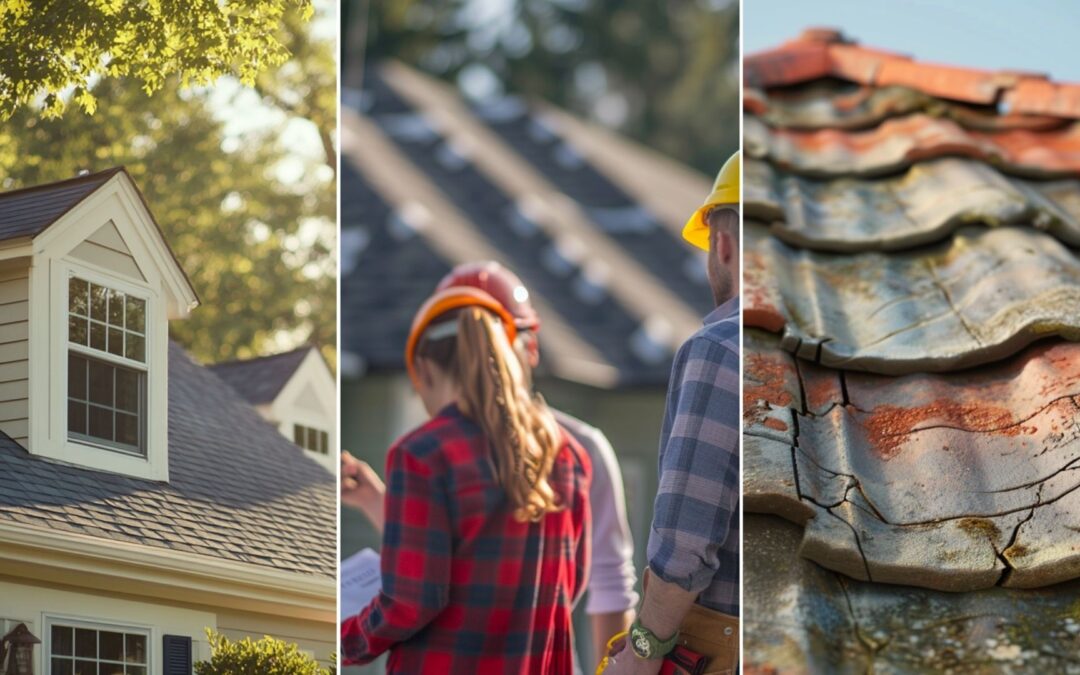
[646,332,739,594]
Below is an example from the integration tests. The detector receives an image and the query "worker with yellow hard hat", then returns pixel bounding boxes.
[600,151,740,675]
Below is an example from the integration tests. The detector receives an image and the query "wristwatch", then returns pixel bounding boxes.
[628,620,679,660]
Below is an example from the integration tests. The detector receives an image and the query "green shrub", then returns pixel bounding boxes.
[195,630,334,675]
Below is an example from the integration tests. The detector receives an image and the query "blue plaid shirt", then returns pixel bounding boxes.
[646,296,740,616]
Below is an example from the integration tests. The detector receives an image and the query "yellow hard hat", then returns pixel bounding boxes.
[682,151,740,251]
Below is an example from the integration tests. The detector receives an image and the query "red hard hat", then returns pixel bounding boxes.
[436,261,540,331]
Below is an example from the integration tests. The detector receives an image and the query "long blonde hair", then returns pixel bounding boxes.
[416,307,564,522]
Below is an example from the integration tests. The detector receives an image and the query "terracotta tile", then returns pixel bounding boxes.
[748,114,1080,177]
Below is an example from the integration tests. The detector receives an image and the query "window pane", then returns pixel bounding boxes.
[294,425,304,445]
[100,631,124,661]
[116,413,139,447]
[52,658,74,675]
[89,360,114,406]
[125,668,146,675]
[90,321,107,351]
[89,405,114,441]
[52,625,74,656]
[125,334,145,362]
[69,277,89,315]
[100,663,125,675]
[75,628,97,658]
[320,431,329,455]
[90,284,107,321]
[68,400,87,435]
[69,315,89,345]
[125,634,146,664]
[115,369,138,412]
[307,427,317,451]
[107,288,125,326]
[126,296,145,334]
[69,354,88,400]
[73,660,96,675]
[107,327,124,357]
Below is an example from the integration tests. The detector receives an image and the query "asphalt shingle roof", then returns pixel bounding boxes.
[0,342,336,578]
[743,29,1080,670]
[340,62,715,388]
[209,346,314,406]
[0,168,123,242]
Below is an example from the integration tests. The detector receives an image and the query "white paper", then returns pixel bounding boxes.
[340,547,383,619]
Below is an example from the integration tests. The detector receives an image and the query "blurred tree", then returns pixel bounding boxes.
[0,74,336,364]
[0,0,313,119]
[349,0,738,174]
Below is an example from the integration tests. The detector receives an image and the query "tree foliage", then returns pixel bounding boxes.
[0,0,314,119]
[195,631,334,675]
[351,0,738,175]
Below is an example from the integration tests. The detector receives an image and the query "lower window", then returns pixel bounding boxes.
[68,353,146,455]
[49,623,148,675]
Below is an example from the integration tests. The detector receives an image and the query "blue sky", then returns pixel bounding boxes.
[744,0,1080,82]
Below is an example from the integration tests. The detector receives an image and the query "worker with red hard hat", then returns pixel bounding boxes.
[341,275,591,674]
[343,260,640,670]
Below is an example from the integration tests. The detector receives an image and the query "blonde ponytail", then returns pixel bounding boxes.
[417,307,564,521]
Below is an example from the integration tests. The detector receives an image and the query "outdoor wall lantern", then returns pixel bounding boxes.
[0,623,40,675]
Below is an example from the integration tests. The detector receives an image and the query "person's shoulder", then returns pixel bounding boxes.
[552,409,604,450]
[390,405,473,462]
[679,315,738,361]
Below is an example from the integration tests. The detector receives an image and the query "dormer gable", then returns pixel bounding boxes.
[0,168,198,481]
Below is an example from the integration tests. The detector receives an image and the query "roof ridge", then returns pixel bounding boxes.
[0,166,126,199]
[209,344,314,368]
[747,29,1080,119]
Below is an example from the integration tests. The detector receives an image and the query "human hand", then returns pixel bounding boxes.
[341,451,386,532]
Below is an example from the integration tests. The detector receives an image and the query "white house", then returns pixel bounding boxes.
[210,346,337,471]
[0,168,336,674]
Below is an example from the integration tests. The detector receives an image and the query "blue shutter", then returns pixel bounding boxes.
[162,635,192,675]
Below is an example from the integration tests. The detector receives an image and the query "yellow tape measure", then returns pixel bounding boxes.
[595,630,628,674]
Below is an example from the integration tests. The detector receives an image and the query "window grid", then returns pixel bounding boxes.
[49,623,148,675]
[68,276,147,364]
[68,353,145,455]
[293,424,330,455]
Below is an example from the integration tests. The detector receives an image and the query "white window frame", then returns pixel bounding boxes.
[42,615,152,675]
[32,258,169,481]
[66,274,149,457]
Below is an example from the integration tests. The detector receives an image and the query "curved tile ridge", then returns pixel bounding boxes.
[745,114,1080,179]
[746,157,1080,251]
[744,331,1080,591]
[745,84,1068,133]
[745,28,1080,120]
[744,221,1080,374]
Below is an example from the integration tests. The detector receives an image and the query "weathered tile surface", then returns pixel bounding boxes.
[746,83,1069,133]
[746,114,1080,178]
[744,333,1080,591]
[747,157,1080,251]
[745,221,1080,374]
[745,514,1080,674]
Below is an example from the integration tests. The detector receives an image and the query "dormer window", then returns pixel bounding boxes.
[67,276,148,455]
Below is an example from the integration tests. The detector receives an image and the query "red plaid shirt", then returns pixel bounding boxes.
[341,404,591,674]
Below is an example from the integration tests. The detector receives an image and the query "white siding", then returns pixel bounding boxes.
[0,260,29,446]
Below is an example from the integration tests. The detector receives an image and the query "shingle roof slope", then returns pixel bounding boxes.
[0,342,336,577]
[0,168,123,242]
[743,27,1080,614]
[209,346,314,406]
[340,62,715,388]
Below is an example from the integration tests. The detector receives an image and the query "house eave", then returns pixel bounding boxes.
[0,520,334,622]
